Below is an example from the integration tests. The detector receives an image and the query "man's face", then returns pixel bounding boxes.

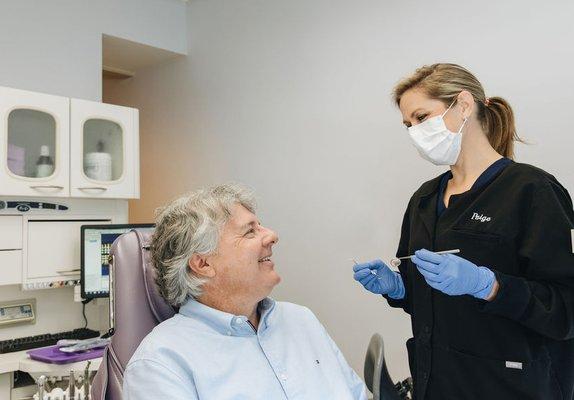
[205,204,280,302]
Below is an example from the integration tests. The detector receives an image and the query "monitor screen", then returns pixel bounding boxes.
[81,224,154,299]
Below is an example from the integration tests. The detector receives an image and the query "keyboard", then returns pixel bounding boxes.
[0,328,100,354]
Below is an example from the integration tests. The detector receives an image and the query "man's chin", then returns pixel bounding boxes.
[263,273,281,296]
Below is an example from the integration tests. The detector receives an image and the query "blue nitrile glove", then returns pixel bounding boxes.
[411,249,495,299]
[353,260,405,299]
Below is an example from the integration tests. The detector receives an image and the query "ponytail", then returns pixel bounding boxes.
[481,97,523,159]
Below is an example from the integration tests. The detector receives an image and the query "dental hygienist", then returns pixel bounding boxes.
[353,64,574,399]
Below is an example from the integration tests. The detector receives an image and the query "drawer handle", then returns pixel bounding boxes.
[78,187,108,192]
[57,268,80,276]
[30,185,64,193]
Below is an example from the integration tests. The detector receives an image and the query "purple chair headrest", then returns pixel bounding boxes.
[140,230,179,321]
[91,228,176,400]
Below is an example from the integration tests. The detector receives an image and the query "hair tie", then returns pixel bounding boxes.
[484,97,491,107]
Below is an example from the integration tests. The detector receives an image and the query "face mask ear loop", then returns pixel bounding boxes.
[458,117,468,134]
[441,98,458,118]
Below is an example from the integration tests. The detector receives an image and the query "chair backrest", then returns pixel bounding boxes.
[91,229,176,400]
[364,333,402,400]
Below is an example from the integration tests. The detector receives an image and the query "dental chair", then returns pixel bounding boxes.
[91,229,176,400]
[364,333,412,400]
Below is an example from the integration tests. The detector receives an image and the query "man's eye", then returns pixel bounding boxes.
[244,229,255,236]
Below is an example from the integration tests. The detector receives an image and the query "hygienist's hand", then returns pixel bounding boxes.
[412,249,495,300]
[353,260,405,299]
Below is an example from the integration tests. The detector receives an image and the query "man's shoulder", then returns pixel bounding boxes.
[274,301,322,327]
[276,301,314,316]
[127,315,188,364]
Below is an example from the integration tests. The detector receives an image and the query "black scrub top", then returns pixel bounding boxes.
[387,161,574,400]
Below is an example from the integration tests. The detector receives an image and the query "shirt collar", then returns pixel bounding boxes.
[178,297,277,336]
[436,157,512,216]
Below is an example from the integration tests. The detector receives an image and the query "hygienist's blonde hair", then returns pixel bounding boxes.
[393,63,523,159]
[151,183,257,307]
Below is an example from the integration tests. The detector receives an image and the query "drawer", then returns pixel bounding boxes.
[0,216,22,250]
[0,250,22,285]
[26,219,110,279]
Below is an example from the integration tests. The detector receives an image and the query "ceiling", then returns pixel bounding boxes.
[102,34,183,79]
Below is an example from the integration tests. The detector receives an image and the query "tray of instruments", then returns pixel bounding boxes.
[27,345,105,364]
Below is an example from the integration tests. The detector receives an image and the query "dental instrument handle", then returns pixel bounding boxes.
[351,258,378,275]
[397,249,460,260]
[69,370,75,400]
[37,375,46,400]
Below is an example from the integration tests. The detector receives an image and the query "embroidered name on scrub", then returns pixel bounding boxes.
[471,212,491,223]
[505,361,523,370]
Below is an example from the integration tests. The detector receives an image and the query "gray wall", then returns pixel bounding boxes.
[105,0,574,379]
[0,0,186,101]
[0,0,186,338]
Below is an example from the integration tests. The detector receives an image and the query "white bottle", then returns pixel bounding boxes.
[36,145,55,178]
[84,140,112,181]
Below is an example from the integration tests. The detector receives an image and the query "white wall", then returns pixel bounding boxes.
[0,0,186,101]
[105,0,574,380]
[0,0,186,339]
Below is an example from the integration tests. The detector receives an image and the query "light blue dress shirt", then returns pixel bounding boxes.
[123,298,368,400]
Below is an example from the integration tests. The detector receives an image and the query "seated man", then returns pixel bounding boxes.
[123,183,367,399]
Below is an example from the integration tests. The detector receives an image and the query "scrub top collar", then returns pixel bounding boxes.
[178,297,276,337]
[437,157,513,216]
[416,158,513,200]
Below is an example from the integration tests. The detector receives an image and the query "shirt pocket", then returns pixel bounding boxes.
[446,227,515,272]
[449,227,502,243]
[430,345,563,399]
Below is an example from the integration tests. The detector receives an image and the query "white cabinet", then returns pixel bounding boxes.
[25,219,111,282]
[0,216,23,285]
[0,87,69,197]
[70,99,139,199]
[0,86,139,199]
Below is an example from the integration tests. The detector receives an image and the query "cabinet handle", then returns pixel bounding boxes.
[30,185,64,193]
[57,268,80,275]
[78,187,108,192]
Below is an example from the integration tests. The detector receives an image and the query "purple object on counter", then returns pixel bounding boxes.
[7,143,25,176]
[27,345,105,364]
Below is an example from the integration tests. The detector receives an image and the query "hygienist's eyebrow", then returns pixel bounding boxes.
[402,108,425,125]
[410,108,424,118]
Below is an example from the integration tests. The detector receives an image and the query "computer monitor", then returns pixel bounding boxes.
[81,223,154,299]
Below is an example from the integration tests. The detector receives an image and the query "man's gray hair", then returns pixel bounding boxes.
[151,183,256,307]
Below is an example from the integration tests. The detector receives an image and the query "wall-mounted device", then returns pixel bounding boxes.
[0,196,128,290]
[0,298,36,327]
[0,200,68,212]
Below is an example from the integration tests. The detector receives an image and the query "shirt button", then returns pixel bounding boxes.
[280,373,288,381]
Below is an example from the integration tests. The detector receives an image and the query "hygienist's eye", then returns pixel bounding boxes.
[416,113,427,122]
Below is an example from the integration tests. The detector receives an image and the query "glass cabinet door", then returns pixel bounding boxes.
[70,98,139,199]
[0,86,70,197]
[82,119,124,182]
[7,109,57,179]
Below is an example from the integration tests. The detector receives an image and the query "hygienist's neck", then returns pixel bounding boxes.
[198,293,261,330]
[450,127,502,187]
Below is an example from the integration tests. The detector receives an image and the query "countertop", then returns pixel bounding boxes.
[0,349,101,376]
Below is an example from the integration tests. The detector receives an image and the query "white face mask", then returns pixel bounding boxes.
[407,99,468,166]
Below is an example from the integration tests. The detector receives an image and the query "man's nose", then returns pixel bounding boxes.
[262,226,279,246]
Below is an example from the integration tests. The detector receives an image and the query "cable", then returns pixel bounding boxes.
[81,298,93,329]
[81,302,88,329]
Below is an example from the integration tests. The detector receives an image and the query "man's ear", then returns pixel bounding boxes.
[188,254,216,278]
